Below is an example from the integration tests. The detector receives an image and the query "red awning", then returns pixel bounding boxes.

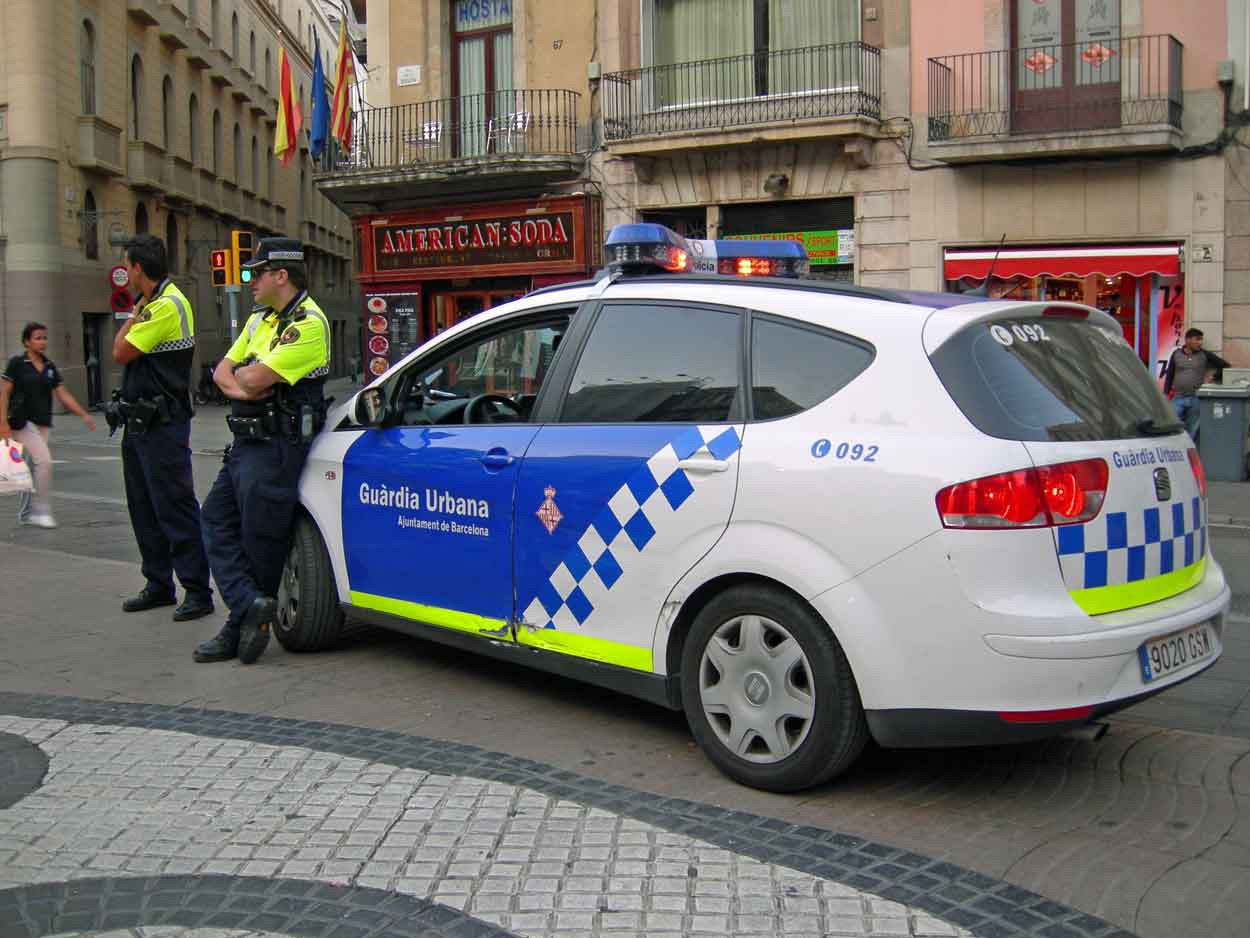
[944,244,1181,281]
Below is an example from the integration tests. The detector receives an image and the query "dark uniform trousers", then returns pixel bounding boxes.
[201,435,311,622]
[121,419,212,600]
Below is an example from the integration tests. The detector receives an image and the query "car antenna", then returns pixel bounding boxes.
[964,233,1006,297]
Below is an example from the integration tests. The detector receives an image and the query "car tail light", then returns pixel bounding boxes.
[1187,447,1206,497]
[998,705,1093,724]
[1041,306,1088,319]
[937,458,1108,529]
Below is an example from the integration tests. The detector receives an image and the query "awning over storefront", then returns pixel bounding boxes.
[944,244,1181,281]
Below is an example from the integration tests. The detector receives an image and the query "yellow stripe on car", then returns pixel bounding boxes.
[1069,558,1206,616]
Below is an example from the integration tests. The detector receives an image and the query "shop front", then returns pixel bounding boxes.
[354,195,602,377]
[943,243,1184,382]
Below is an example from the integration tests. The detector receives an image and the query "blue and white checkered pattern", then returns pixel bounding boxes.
[1057,498,1206,591]
[521,425,743,633]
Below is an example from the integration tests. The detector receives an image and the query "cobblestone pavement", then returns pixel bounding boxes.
[0,698,1141,938]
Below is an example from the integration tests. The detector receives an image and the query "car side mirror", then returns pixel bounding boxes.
[354,387,387,427]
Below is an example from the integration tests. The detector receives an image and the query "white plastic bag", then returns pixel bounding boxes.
[0,438,33,496]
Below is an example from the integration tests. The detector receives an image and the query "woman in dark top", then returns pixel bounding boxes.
[0,321,96,527]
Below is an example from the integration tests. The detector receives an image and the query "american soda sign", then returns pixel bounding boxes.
[373,211,576,271]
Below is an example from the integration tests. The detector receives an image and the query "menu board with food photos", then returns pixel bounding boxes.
[364,291,421,378]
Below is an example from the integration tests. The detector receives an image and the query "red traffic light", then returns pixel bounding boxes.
[210,249,229,287]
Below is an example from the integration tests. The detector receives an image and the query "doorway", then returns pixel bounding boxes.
[428,288,525,338]
[1011,0,1121,133]
[82,312,108,407]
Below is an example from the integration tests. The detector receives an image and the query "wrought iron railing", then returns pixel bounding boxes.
[602,41,880,140]
[333,89,580,172]
[928,34,1182,141]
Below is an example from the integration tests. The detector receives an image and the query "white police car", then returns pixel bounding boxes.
[280,223,1229,792]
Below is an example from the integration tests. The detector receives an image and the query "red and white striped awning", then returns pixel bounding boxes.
[944,244,1181,281]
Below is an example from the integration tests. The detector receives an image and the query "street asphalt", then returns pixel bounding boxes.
[1,380,1249,938]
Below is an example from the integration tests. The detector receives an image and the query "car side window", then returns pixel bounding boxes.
[394,314,570,426]
[559,302,743,423]
[750,315,874,420]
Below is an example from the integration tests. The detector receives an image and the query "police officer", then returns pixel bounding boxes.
[194,238,331,664]
[113,233,214,621]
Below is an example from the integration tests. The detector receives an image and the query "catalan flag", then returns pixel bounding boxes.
[274,46,303,167]
[330,19,356,151]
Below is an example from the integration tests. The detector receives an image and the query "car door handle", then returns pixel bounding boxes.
[677,457,728,473]
[481,449,514,469]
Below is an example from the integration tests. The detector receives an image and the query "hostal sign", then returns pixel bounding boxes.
[374,211,577,272]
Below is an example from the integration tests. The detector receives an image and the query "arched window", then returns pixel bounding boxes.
[264,47,271,90]
[80,21,95,115]
[251,136,259,193]
[212,109,222,174]
[83,190,99,260]
[134,202,149,236]
[297,10,302,43]
[188,94,200,164]
[233,123,242,185]
[162,76,173,149]
[249,30,256,74]
[210,0,220,44]
[299,165,306,223]
[267,149,274,200]
[165,214,179,273]
[231,12,239,60]
[130,55,143,140]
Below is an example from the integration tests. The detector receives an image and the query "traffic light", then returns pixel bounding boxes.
[231,230,255,284]
[210,249,229,287]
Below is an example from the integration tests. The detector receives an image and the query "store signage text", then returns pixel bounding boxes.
[374,212,575,271]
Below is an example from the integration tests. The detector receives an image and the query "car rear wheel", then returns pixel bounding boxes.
[681,585,867,792]
[274,515,344,652]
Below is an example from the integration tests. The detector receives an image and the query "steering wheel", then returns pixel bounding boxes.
[463,393,523,424]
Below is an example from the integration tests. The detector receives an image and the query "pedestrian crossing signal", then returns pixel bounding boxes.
[231,230,255,284]
[210,249,229,287]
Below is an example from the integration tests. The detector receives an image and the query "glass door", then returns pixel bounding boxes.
[453,1,513,156]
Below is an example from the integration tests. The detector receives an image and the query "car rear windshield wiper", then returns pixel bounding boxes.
[1135,418,1185,436]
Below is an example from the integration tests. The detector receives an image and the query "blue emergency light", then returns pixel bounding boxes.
[603,223,809,278]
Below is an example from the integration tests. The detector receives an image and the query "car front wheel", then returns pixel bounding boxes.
[274,515,345,653]
[681,585,867,792]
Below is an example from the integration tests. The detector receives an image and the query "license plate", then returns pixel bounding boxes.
[1138,623,1215,683]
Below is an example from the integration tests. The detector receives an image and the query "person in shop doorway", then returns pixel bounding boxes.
[0,322,97,527]
[1163,328,1230,441]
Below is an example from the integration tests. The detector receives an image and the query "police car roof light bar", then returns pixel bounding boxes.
[604,223,691,274]
[603,223,811,279]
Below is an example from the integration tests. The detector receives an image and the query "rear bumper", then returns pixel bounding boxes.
[866,654,1219,748]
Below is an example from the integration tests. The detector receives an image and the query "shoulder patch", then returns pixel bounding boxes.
[134,308,153,323]
[275,325,301,348]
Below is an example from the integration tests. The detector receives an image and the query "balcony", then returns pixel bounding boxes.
[601,41,880,155]
[219,180,241,218]
[926,34,1183,162]
[195,168,216,208]
[126,0,160,26]
[316,88,582,210]
[165,154,195,203]
[77,116,123,176]
[127,140,167,190]
[186,33,212,70]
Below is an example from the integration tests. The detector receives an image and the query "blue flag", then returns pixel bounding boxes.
[310,33,330,159]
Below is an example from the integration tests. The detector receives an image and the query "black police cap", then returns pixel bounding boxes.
[242,237,305,270]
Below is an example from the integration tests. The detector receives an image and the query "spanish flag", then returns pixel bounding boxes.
[274,46,303,167]
[330,20,356,151]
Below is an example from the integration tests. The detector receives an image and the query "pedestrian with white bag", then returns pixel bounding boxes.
[0,322,97,525]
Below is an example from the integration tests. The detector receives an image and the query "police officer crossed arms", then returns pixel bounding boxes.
[112,234,215,622]
[195,238,331,665]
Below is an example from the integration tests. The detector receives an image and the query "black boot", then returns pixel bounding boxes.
[122,586,177,612]
[193,623,240,663]
[237,595,277,665]
[173,593,215,622]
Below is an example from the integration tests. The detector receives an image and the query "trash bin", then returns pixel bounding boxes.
[1196,384,1250,482]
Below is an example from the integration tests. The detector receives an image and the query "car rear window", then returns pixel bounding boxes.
[929,316,1179,442]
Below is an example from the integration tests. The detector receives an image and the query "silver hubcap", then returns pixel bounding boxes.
[698,614,815,764]
[276,545,299,630]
